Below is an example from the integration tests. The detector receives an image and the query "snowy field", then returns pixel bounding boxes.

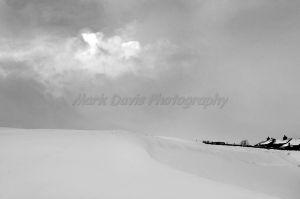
[0,128,299,199]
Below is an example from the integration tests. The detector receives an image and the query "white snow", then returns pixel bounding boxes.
[273,139,290,144]
[281,139,300,148]
[289,138,300,146]
[257,138,274,145]
[0,128,299,199]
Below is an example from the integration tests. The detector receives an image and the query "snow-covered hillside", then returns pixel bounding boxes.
[0,128,299,199]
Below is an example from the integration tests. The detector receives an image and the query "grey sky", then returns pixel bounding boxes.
[0,0,300,142]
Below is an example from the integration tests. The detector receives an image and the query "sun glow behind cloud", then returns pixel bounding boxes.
[0,30,145,79]
[0,30,143,78]
[0,28,178,97]
[77,31,141,77]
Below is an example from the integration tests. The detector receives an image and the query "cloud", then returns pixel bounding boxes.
[2,0,300,140]
[77,31,141,77]
[0,74,80,128]
[0,28,182,98]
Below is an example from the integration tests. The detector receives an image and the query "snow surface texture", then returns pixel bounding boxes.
[0,129,299,199]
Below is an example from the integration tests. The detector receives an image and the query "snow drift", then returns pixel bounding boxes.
[0,128,299,199]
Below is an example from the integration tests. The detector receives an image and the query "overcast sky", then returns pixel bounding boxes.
[0,0,300,142]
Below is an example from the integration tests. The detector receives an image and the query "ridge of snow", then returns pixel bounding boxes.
[1,129,299,199]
